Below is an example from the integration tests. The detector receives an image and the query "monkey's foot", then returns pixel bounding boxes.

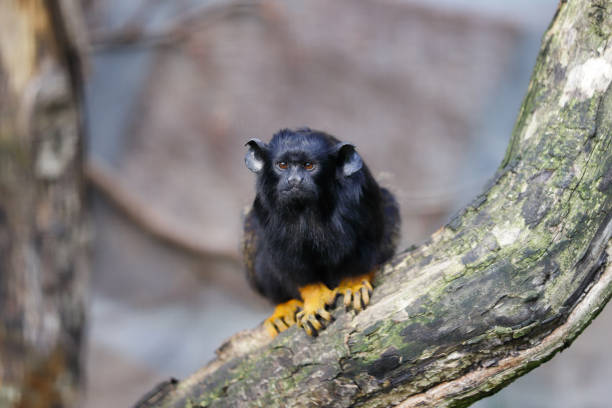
[337,272,374,312]
[296,283,336,336]
[264,299,304,337]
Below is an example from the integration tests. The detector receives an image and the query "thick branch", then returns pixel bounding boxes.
[0,1,86,407]
[137,0,612,407]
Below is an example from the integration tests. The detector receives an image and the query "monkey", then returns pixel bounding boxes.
[242,127,400,337]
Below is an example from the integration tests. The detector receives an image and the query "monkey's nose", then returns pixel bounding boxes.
[288,174,302,186]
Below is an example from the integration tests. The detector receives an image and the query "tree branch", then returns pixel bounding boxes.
[136,0,612,406]
[0,0,87,406]
[85,160,240,263]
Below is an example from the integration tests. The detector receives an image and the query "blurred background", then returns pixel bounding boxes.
[79,0,612,407]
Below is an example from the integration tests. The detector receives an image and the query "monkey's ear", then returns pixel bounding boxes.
[335,143,363,177]
[245,139,267,173]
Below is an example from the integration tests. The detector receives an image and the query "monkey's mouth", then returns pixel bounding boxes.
[279,186,315,201]
[281,186,305,196]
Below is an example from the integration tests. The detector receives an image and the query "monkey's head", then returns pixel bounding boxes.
[245,128,363,209]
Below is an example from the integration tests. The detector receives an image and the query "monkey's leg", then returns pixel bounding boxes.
[296,283,336,336]
[337,271,375,312]
[264,299,303,337]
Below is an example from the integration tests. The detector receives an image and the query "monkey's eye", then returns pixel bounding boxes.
[303,162,315,171]
[277,161,288,170]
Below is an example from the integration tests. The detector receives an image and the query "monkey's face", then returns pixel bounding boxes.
[271,152,321,204]
[245,129,363,209]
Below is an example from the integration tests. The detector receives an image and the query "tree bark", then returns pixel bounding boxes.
[137,0,612,407]
[0,1,86,407]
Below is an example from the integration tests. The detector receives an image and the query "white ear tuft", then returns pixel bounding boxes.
[245,139,267,173]
[335,143,363,177]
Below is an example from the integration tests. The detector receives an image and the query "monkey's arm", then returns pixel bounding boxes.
[336,188,398,312]
[243,208,305,337]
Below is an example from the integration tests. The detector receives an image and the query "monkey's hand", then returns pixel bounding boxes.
[264,299,304,337]
[296,283,336,336]
[337,272,374,312]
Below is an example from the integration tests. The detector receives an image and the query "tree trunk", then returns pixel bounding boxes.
[137,0,612,407]
[0,1,86,407]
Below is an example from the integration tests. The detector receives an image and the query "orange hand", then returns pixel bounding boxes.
[337,271,374,312]
[264,299,303,337]
[296,282,336,336]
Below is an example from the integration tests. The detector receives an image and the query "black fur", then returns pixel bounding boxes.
[243,128,400,304]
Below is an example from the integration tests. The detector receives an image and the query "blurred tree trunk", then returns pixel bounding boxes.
[137,0,612,407]
[0,1,86,407]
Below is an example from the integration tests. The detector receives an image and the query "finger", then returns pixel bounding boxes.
[363,280,373,293]
[308,315,322,331]
[318,308,332,321]
[274,318,288,332]
[353,290,362,311]
[326,291,337,306]
[303,322,314,336]
[265,321,278,337]
[296,311,304,327]
[361,286,370,306]
[284,312,296,325]
[343,289,352,308]
[331,289,339,303]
